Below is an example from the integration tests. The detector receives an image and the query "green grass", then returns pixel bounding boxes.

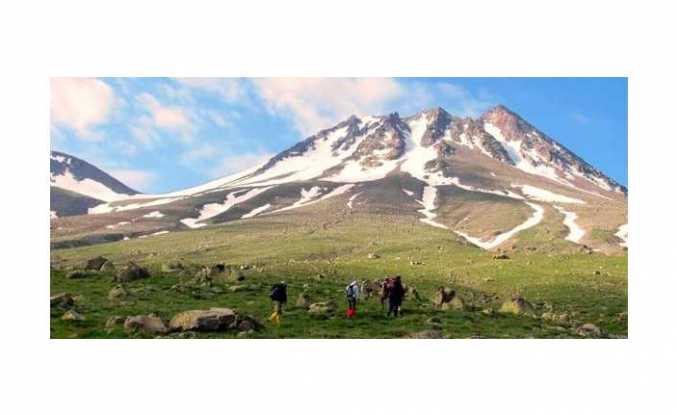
[50,213,627,339]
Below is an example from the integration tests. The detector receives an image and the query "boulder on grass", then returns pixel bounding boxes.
[499,295,535,316]
[236,315,262,332]
[62,310,85,321]
[85,256,109,271]
[441,295,465,311]
[51,292,74,309]
[115,262,150,282]
[576,323,603,338]
[308,301,336,316]
[66,270,93,279]
[296,292,311,309]
[105,316,125,330]
[169,308,237,332]
[405,330,443,339]
[108,285,129,301]
[124,314,169,335]
[100,260,116,273]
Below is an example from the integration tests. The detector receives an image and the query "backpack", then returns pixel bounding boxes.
[270,284,286,302]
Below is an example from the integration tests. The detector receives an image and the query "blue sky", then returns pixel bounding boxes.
[50,77,627,193]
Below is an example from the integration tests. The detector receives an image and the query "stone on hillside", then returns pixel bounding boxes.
[100,260,116,273]
[105,315,125,329]
[541,312,570,325]
[576,323,603,338]
[308,301,336,316]
[115,262,150,282]
[169,308,237,332]
[50,292,74,309]
[441,296,465,311]
[493,253,510,260]
[85,256,109,271]
[124,314,169,335]
[108,285,129,301]
[62,310,85,321]
[367,253,380,259]
[66,270,92,279]
[405,329,443,339]
[296,292,311,309]
[236,315,262,332]
[499,295,535,316]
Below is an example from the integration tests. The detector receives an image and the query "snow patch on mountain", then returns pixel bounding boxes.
[513,184,585,204]
[416,186,448,229]
[50,211,58,220]
[553,205,585,243]
[242,204,271,219]
[347,193,360,209]
[455,202,544,250]
[143,211,164,218]
[89,196,181,214]
[181,186,272,228]
[51,169,131,202]
[105,221,130,229]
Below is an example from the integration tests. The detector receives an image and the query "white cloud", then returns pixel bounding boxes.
[434,82,494,116]
[571,112,590,124]
[174,78,245,102]
[51,78,116,138]
[108,168,157,192]
[137,92,192,131]
[252,78,404,134]
[180,143,219,164]
[210,152,273,178]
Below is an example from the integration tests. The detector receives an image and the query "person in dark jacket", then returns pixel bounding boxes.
[269,281,287,325]
[387,276,405,317]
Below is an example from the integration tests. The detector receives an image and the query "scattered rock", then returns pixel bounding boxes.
[169,308,237,332]
[296,292,311,309]
[108,285,129,301]
[100,260,116,273]
[161,260,184,273]
[124,314,169,335]
[499,295,535,316]
[410,260,424,266]
[236,315,262,332]
[308,301,336,316]
[576,323,603,337]
[541,312,570,325]
[105,315,125,329]
[481,308,495,316]
[367,253,380,259]
[405,330,443,339]
[441,296,465,311]
[62,310,85,321]
[114,262,150,282]
[50,292,74,309]
[593,270,602,276]
[433,287,464,310]
[493,253,510,260]
[66,270,93,279]
[85,256,109,271]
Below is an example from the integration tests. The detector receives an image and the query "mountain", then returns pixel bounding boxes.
[50,105,628,252]
[50,151,138,218]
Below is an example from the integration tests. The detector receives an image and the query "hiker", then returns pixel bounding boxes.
[387,276,405,317]
[380,277,392,310]
[345,280,360,317]
[269,281,288,325]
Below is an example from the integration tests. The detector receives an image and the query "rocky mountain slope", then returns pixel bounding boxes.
[50,151,138,218]
[50,105,628,252]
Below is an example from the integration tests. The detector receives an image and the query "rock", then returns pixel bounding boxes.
[410,260,423,266]
[481,308,495,316]
[236,315,262,332]
[308,301,336,316]
[493,253,510,260]
[441,296,465,311]
[367,253,380,259]
[296,292,311,309]
[62,310,85,321]
[105,315,125,329]
[169,308,237,332]
[406,330,443,339]
[193,267,213,285]
[541,312,570,325]
[100,260,116,273]
[124,314,169,335]
[237,329,255,338]
[108,285,129,301]
[50,292,74,309]
[115,262,150,282]
[593,270,602,276]
[66,270,92,279]
[85,256,109,271]
[499,295,535,316]
[576,323,603,337]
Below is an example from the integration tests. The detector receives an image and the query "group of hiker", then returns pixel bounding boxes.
[268,276,407,324]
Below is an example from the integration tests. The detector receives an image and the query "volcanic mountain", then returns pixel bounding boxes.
[50,151,138,218]
[50,105,628,252]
